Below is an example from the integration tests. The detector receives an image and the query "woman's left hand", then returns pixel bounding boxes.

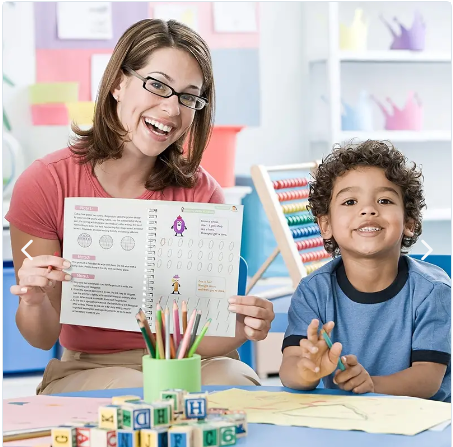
[228,295,275,341]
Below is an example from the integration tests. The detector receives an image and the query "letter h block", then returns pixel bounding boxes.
[184,393,208,419]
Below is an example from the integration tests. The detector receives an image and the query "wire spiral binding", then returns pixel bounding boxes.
[143,208,158,319]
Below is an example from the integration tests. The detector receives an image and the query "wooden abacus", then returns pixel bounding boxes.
[247,161,331,297]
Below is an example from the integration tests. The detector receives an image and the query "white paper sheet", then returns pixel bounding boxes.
[213,2,257,33]
[91,53,112,101]
[57,2,113,40]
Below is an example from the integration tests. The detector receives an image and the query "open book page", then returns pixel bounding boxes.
[60,197,242,337]
[145,201,242,337]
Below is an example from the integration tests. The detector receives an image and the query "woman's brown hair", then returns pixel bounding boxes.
[69,19,215,191]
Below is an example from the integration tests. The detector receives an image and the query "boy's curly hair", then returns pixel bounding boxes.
[307,140,426,257]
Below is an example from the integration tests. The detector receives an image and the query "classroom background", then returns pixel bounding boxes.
[2,2,451,396]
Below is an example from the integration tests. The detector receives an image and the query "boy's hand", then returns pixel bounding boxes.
[334,354,374,394]
[297,319,343,383]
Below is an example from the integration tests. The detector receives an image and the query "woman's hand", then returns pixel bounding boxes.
[228,295,275,341]
[10,255,71,307]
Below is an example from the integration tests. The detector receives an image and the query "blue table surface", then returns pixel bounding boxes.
[55,385,451,447]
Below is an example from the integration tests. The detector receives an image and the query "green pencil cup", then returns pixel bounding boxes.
[142,354,202,403]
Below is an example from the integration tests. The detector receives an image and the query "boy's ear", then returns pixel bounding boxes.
[403,218,415,237]
[318,215,333,239]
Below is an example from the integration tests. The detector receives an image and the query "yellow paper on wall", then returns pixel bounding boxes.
[208,388,451,436]
[66,102,95,125]
[29,83,79,104]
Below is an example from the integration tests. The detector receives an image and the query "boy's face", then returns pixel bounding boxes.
[319,166,414,259]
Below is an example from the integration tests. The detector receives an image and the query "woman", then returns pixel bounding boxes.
[6,19,274,394]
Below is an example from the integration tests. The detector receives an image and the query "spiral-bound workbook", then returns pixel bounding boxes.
[60,197,243,337]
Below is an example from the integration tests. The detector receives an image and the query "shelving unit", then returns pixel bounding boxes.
[304,2,452,225]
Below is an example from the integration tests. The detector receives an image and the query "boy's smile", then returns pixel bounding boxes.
[319,166,414,259]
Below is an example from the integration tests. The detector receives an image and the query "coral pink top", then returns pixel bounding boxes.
[5,148,225,353]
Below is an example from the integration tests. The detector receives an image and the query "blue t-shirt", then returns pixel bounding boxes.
[283,256,451,402]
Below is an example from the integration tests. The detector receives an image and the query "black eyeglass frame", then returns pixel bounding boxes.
[122,67,208,111]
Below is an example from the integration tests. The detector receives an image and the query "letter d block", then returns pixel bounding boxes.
[51,426,76,447]
[168,426,194,447]
[140,428,169,447]
[90,428,117,447]
[99,405,123,429]
[122,407,151,430]
[117,429,140,447]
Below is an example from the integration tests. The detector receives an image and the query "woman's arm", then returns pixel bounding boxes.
[10,225,65,350]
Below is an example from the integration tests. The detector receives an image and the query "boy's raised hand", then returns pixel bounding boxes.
[297,319,344,384]
[333,354,374,394]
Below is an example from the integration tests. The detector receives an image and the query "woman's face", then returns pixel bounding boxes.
[112,47,204,159]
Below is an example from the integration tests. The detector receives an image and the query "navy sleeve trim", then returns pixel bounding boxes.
[282,335,307,352]
[411,350,450,365]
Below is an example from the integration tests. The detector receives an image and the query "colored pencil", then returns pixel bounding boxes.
[47,251,59,274]
[138,308,156,349]
[159,303,166,342]
[188,319,211,358]
[190,310,202,348]
[320,329,346,371]
[177,309,197,359]
[165,307,170,360]
[156,305,163,350]
[182,300,188,335]
[173,301,181,348]
[136,318,155,358]
[169,332,176,359]
[155,318,165,360]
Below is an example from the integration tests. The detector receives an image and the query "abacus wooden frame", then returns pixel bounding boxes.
[248,161,321,295]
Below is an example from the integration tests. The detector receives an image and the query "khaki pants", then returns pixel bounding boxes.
[37,349,261,395]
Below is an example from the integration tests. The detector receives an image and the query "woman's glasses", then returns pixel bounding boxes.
[123,67,208,111]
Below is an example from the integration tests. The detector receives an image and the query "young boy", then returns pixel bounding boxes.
[279,140,451,402]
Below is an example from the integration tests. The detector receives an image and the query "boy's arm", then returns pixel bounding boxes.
[280,346,320,390]
[371,362,447,399]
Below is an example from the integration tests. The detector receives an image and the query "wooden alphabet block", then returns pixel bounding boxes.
[75,426,93,447]
[121,406,151,430]
[89,427,117,447]
[209,421,237,446]
[224,413,247,438]
[184,393,208,419]
[150,402,172,427]
[140,428,169,447]
[160,389,186,413]
[99,405,123,429]
[116,429,140,447]
[111,395,141,405]
[51,426,76,447]
[151,400,174,424]
[168,425,194,447]
[191,422,219,447]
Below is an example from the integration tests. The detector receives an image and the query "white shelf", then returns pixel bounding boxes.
[310,50,451,64]
[312,131,451,143]
[423,208,451,221]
